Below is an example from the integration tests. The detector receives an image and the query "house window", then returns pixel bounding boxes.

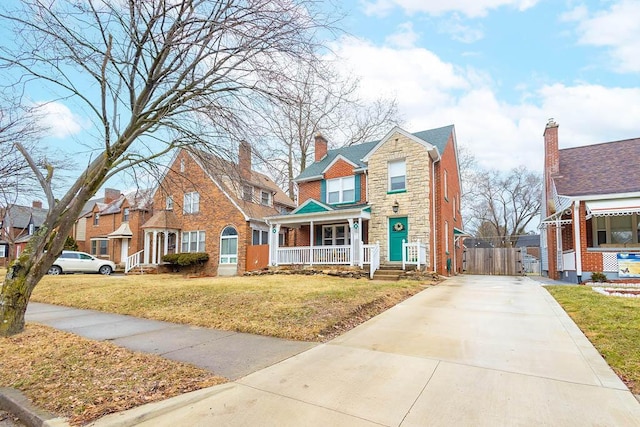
[252,229,269,245]
[180,158,185,172]
[322,225,350,246]
[0,245,6,258]
[220,226,238,264]
[327,177,355,204]
[166,196,174,210]
[93,213,100,226]
[183,192,200,214]
[243,185,253,202]
[453,197,457,220]
[91,239,108,256]
[28,223,34,235]
[388,159,406,192]
[592,214,640,247]
[181,231,206,252]
[123,208,130,222]
[279,232,286,246]
[444,170,449,200]
[261,191,271,206]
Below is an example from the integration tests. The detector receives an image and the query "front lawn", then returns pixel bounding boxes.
[31,273,431,341]
[546,285,640,394]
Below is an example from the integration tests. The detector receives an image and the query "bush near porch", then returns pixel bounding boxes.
[30,273,434,341]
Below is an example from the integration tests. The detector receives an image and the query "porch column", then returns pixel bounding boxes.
[573,201,582,282]
[163,231,169,257]
[358,218,363,268]
[310,220,314,266]
[152,230,158,265]
[348,218,354,266]
[144,231,150,264]
[270,223,281,266]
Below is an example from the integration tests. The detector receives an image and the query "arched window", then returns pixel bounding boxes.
[220,226,238,264]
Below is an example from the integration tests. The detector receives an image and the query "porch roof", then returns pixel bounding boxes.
[107,222,133,239]
[586,198,640,218]
[266,203,371,226]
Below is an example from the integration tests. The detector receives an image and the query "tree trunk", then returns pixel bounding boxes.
[0,262,45,336]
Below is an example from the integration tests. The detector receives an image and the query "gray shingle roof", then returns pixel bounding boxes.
[2,204,48,229]
[555,137,640,197]
[295,125,454,182]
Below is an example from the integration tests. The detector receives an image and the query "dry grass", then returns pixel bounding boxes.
[0,324,226,426]
[546,285,640,395]
[32,273,430,341]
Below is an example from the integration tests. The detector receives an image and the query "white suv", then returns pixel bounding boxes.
[48,251,116,275]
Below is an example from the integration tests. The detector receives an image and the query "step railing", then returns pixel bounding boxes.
[402,239,428,270]
[362,241,380,279]
[125,250,143,273]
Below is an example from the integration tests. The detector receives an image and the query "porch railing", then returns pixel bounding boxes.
[276,245,351,265]
[362,242,380,279]
[125,250,143,273]
[402,239,428,270]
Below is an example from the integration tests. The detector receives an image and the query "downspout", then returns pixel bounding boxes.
[432,158,437,271]
[573,200,582,283]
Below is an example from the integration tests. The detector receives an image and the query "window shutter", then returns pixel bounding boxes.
[320,179,326,203]
[354,174,361,202]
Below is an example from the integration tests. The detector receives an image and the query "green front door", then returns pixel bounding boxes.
[389,217,408,261]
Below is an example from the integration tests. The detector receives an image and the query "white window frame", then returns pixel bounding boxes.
[220,226,238,264]
[166,196,174,210]
[252,228,269,245]
[28,223,34,235]
[123,207,130,222]
[322,224,350,246]
[91,238,108,256]
[183,192,200,214]
[388,159,406,192]
[444,170,449,200]
[326,177,355,204]
[181,230,206,253]
[592,214,639,247]
[0,245,6,258]
[261,190,272,206]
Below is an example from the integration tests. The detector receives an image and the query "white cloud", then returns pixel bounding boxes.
[565,0,640,73]
[331,36,640,173]
[438,13,485,43]
[34,101,85,139]
[385,22,420,48]
[361,0,539,18]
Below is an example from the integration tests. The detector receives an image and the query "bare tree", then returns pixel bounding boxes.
[466,166,542,247]
[252,61,401,197]
[0,0,332,336]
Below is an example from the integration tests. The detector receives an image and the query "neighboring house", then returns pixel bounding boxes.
[82,189,153,267]
[515,234,541,260]
[265,125,465,276]
[0,201,48,266]
[141,142,296,276]
[541,119,640,282]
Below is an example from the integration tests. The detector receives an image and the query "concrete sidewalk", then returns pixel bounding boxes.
[89,275,640,426]
[26,303,316,380]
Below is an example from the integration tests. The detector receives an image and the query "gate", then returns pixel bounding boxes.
[463,247,524,275]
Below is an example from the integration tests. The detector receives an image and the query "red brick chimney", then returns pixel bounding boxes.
[104,188,121,204]
[32,200,42,209]
[543,118,559,216]
[314,134,327,162]
[239,140,252,179]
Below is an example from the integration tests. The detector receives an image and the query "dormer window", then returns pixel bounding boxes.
[243,185,253,202]
[327,177,355,204]
[261,190,271,206]
[123,208,130,222]
[28,223,34,235]
[94,213,100,226]
[166,196,174,210]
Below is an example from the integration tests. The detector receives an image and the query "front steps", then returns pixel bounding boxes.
[372,263,411,281]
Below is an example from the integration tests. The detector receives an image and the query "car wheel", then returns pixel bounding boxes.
[99,265,113,275]
[48,265,62,275]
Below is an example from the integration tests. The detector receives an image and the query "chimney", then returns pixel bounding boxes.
[544,118,559,176]
[239,140,252,179]
[314,133,327,162]
[104,188,121,204]
[32,200,42,209]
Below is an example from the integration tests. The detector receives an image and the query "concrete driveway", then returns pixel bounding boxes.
[92,275,640,426]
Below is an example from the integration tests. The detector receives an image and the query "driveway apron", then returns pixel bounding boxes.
[91,275,640,426]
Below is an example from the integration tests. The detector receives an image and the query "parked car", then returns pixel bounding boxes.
[48,251,116,275]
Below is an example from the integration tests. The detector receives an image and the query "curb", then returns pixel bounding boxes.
[0,388,67,427]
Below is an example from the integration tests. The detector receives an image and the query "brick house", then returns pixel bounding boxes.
[82,189,153,266]
[266,125,465,276]
[0,201,48,266]
[541,119,640,282]
[139,142,295,276]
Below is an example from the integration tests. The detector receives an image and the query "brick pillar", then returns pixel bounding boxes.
[104,188,121,204]
[314,134,327,161]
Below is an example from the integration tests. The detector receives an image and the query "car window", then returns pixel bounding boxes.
[79,254,93,260]
[60,253,79,259]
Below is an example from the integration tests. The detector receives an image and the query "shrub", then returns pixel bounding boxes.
[162,252,209,266]
[590,271,608,283]
[63,235,79,251]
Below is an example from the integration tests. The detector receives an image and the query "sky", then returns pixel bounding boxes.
[9,0,640,190]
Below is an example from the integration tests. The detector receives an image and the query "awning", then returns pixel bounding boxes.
[586,198,640,217]
[107,222,133,239]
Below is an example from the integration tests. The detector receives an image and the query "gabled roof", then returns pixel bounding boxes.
[189,149,295,221]
[141,209,182,229]
[2,204,48,229]
[295,124,455,182]
[555,138,640,197]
